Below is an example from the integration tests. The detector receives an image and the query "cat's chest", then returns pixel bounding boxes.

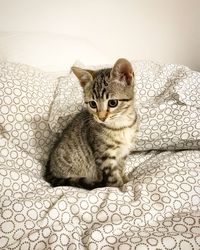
[107,125,136,150]
[115,128,135,157]
[118,127,135,146]
[100,123,137,157]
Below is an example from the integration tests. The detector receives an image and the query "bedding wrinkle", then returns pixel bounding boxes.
[1,61,200,249]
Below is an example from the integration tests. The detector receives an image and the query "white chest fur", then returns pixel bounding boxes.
[120,126,137,155]
[119,127,135,146]
[111,123,137,158]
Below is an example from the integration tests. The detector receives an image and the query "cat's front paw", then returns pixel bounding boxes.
[103,167,128,188]
[108,177,123,187]
[107,173,125,187]
[122,175,129,184]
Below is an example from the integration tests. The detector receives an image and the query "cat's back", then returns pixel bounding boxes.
[50,109,96,178]
[57,109,92,151]
[64,109,90,136]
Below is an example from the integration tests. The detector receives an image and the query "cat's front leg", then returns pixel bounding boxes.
[95,156,126,187]
[105,166,124,187]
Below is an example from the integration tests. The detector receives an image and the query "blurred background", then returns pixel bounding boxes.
[0,0,199,71]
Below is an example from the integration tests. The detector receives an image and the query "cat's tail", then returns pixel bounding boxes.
[44,161,106,190]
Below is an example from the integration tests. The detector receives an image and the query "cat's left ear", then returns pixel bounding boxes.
[110,58,134,86]
[71,67,95,88]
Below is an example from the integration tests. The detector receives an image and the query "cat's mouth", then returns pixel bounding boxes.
[95,118,108,124]
[93,115,108,124]
[94,115,119,125]
[94,114,134,127]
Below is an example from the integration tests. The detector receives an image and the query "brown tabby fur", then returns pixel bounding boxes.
[45,58,138,189]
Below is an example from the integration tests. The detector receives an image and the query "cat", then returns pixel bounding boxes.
[45,58,138,189]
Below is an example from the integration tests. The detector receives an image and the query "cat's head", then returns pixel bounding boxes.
[71,58,135,127]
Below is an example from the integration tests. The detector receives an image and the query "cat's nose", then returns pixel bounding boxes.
[98,111,107,122]
[99,116,106,122]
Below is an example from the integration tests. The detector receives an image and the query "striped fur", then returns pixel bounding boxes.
[45,58,138,189]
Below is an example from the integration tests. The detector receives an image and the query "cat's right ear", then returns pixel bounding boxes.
[110,58,134,86]
[71,67,94,88]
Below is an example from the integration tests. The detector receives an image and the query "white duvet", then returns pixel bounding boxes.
[0,61,200,250]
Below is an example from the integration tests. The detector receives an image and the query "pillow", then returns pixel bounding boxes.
[0,61,59,164]
[0,31,109,72]
[49,60,200,150]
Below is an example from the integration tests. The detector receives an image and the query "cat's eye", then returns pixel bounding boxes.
[108,99,118,108]
[89,101,97,109]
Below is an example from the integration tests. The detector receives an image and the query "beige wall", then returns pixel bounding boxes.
[0,0,199,71]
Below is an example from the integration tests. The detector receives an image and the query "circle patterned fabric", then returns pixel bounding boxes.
[49,60,200,151]
[1,61,200,250]
[0,61,58,165]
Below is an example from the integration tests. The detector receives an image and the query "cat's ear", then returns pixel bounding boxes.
[71,67,94,87]
[110,58,134,86]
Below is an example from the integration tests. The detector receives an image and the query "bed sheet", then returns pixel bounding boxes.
[1,134,200,249]
[0,60,200,250]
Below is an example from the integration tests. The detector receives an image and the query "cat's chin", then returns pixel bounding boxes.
[107,115,136,129]
[96,118,129,128]
[93,116,135,128]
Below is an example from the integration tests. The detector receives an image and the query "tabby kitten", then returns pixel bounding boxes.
[45,58,138,189]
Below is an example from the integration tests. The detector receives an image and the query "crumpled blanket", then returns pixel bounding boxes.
[0,61,200,249]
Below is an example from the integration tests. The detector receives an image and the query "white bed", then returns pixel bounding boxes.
[0,32,200,250]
